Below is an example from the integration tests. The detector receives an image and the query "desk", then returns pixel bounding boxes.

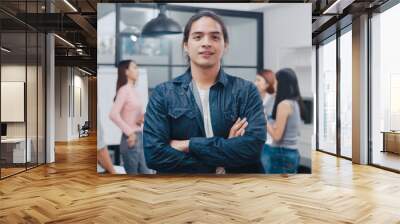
[381,131,400,154]
[1,138,31,163]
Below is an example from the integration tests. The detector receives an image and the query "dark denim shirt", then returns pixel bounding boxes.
[143,68,266,173]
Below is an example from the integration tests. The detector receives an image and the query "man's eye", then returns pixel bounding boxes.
[193,36,201,40]
[213,36,220,40]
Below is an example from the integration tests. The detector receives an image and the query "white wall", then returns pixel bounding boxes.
[1,64,46,163]
[55,66,68,141]
[54,67,89,141]
[1,65,26,140]
[72,73,89,138]
[1,65,39,137]
[0,65,26,81]
[258,4,312,97]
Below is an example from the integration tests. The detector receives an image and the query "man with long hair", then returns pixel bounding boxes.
[143,11,266,173]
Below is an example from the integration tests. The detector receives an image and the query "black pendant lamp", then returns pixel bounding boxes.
[141,4,182,37]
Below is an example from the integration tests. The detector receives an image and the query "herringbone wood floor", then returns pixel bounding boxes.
[1,135,400,224]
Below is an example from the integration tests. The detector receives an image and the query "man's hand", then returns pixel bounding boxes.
[127,132,137,148]
[228,117,248,138]
[170,140,190,152]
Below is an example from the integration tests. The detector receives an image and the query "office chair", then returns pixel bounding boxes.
[78,121,90,138]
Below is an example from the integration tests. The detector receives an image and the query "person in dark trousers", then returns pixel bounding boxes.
[143,10,266,173]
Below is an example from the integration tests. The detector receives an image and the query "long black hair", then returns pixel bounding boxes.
[271,68,306,121]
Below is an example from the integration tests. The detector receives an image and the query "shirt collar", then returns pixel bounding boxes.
[173,67,228,89]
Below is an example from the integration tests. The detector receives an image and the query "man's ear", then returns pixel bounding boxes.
[183,42,188,53]
[224,43,229,54]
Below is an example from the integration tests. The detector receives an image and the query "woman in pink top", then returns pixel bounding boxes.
[109,60,152,174]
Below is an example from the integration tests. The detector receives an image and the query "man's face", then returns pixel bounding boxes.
[184,16,227,69]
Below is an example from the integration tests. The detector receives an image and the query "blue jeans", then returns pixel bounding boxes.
[120,132,153,174]
[261,144,300,174]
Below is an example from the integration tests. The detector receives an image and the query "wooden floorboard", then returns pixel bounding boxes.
[372,151,400,171]
[1,135,400,223]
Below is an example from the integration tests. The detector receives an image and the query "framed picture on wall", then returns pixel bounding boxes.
[1,81,25,122]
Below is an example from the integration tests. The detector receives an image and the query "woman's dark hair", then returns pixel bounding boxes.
[257,69,275,94]
[271,68,306,121]
[182,10,229,63]
[114,59,135,101]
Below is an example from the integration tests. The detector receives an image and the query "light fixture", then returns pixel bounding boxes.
[130,35,138,42]
[78,67,92,76]
[76,48,84,55]
[322,0,354,15]
[75,42,83,47]
[1,47,11,53]
[141,4,182,37]
[63,0,78,12]
[54,34,75,48]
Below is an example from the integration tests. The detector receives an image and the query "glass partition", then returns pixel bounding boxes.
[38,33,45,165]
[317,36,337,155]
[370,3,400,171]
[27,30,38,169]
[1,30,27,177]
[0,1,46,179]
[339,28,352,158]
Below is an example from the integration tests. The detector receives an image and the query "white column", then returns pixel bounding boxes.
[46,33,55,163]
[352,14,369,164]
[45,0,55,163]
